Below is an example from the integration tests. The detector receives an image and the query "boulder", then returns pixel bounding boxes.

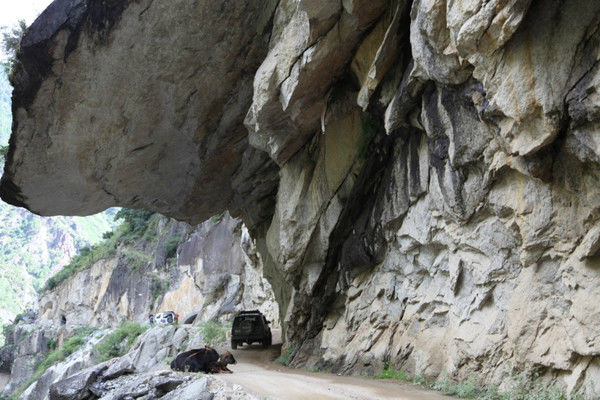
[102,356,136,381]
[159,378,213,400]
[48,363,107,400]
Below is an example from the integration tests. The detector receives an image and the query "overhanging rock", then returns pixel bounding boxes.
[1,0,279,226]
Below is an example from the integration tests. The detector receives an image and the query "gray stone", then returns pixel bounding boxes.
[49,363,107,400]
[159,378,212,400]
[154,377,185,395]
[102,357,135,381]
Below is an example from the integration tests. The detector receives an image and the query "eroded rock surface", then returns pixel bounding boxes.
[4,0,600,396]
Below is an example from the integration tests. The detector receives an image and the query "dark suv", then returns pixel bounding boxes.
[231,310,272,349]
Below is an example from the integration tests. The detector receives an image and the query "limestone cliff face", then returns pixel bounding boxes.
[38,213,279,329]
[3,0,600,396]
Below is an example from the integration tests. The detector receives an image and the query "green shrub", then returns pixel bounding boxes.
[198,321,230,346]
[2,322,15,342]
[46,338,57,350]
[142,214,163,241]
[1,20,26,77]
[431,376,481,398]
[275,346,295,366]
[163,235,180,259]
[376,362,408,381]
[95,322,147,362]
[122,248,151,270]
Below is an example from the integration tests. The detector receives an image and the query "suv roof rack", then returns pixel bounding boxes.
[238,310,261,315]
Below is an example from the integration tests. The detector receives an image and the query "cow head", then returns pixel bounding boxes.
[219,351,237,365]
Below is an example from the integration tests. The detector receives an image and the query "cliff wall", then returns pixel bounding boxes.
[38,213,278,329]
[2,0,600,396]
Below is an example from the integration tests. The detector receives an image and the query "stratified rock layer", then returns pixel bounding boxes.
[4,0,600,396]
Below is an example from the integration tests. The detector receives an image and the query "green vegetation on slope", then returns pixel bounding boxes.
[95,321,147,362]
[114,208,155,236]
[42,209,160,292]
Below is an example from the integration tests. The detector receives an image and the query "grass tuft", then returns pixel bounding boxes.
[376,362,408,380]
[275,346,295,366]
[209,213,224,225]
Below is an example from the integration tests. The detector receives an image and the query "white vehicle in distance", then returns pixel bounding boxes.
[155,311,178,324]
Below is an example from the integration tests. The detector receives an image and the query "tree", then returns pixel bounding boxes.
[114,208,155,235]
[1,19,27,75]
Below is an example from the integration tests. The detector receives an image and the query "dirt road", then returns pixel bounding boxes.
[220,331,453,400]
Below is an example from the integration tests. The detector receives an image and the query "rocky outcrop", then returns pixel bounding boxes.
[13,325,254,400]
[4,0,600,396]
[38,213,278,328]
[1,0,279,227]
[1,323,57,395]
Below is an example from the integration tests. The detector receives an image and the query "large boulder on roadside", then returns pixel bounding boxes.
[48,362,107,400]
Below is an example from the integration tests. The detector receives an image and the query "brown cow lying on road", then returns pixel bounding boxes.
[170,346,237,373]
[208,351,236,373]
